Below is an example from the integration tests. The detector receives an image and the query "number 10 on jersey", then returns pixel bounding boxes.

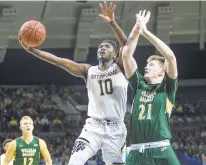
[99,79,113,96]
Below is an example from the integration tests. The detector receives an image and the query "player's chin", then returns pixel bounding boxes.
[98,56,106,61]
[144,73,149,78]
[144,75,150,82]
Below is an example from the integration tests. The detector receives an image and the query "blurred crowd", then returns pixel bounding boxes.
[0,86,206,165]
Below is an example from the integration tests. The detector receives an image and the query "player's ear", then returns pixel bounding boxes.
[113,52,117,59]
[20,125,22,131]
[159,69,165,77]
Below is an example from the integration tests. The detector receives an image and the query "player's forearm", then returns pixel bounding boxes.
[27,48,60,66]
[27,48,88,78]
[45,160,52,165]
[109,21,127,46]
[122,23,140,59]
[142,30,175,60]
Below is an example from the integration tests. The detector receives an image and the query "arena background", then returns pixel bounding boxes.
[0,1,206,165]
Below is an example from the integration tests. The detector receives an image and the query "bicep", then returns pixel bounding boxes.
[165,57,178,79]
[57,58,90,78]
[122,45,138,78]
[122,56,137,79]
[165,74,178,103]
[40,140,51,162]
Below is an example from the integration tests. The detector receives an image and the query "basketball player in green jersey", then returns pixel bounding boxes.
[122,10,180,165]
[4,116,52,165]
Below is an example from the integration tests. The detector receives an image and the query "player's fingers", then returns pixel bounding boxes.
[109,2,113,10]
[147,11,151,19]
[142,10,146,17]
[145,11,151,22]
[103,0,108,9]
[99,3,104,13]
[139,10,142,16]
[17,32,20,40]
[17,34,27,48]
[98,14,106,20]
[112,5,116,11]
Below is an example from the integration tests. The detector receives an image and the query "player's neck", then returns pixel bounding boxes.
[98,60,113,71]
[22,133,33,143]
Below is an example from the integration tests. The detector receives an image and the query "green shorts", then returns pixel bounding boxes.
[126,145,180,165]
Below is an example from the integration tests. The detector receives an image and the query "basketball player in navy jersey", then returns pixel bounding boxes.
[19,2,128,165]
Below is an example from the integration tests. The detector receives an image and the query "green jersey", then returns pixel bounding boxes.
[14,136,40,165]
[129,69,177,144]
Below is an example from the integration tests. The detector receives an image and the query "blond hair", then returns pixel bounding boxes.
[147,55,165,63]
[147,55,165,69]
[20,116,33,125]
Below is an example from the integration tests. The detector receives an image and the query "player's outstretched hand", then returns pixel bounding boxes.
[17,32,31,52]
[99,1,116,24]
[135,10,151,34]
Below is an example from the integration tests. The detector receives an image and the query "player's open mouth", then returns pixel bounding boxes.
[145,70,149,74]
[99,51,105,55]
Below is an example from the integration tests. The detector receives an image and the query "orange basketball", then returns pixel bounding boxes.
[19,20,46,47]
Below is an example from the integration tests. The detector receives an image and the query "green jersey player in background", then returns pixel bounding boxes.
[122,10,181,165]
[4,116,52,165]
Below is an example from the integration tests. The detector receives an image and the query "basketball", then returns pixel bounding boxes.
[19,20,46,47]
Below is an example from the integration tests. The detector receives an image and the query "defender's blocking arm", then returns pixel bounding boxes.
[4,140,16,165]
[19,39,90,80]
[136,10,177,79]
[142,30,177,79]
[39,139,52,165]
[122,23,140,78]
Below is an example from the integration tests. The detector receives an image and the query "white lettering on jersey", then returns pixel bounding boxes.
[86,63,128,121]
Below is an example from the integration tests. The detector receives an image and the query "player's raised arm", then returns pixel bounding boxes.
[121,11,150,78]
[18,37,90,80]
[138,11,177,79]
[4,140,16,165]
[39,139,52,165]
[99,1,127,66]
[121,24,140,78]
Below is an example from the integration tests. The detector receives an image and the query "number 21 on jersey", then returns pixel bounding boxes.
[139,104,152,120]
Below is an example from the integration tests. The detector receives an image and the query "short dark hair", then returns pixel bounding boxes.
[102,40,118,54]
[3,139,13,147]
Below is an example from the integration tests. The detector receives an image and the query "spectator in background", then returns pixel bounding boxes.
[8,116,18,131]
[40,115,50,131]
[52,117,63,131]
[34,116,41,129]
